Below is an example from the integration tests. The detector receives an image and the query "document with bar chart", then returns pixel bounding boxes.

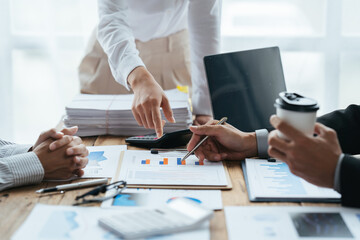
[243,159,341,202]
[116,150,229,187]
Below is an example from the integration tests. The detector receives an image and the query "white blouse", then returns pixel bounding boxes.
[97,0,221,115]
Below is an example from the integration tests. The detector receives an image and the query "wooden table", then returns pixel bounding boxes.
[0,135,339,240]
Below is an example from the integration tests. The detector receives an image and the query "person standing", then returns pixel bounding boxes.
[78,0,221,138]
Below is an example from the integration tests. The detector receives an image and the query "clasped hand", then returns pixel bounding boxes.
[31,126,89,180]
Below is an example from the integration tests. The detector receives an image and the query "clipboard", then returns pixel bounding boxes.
[242,159,341,203]
[113,151,232,190]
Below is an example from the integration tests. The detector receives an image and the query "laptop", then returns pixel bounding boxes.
[204,46,286,132]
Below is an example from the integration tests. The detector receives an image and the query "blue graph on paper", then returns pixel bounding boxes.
[88,151,107,166]
[88,151,107,162]
[260,162,306,195]
[39,211,79,239]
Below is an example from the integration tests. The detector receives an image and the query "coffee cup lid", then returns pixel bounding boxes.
[274,92,319,112]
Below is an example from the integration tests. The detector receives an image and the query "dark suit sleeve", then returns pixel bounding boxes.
[317,104,360,155]
[340,154,360,207]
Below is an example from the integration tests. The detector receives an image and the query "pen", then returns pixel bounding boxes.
[181,117,228,162]
[150,148,188,154]
[36,178,108,194]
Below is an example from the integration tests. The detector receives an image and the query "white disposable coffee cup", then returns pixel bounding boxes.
[274,92,319,140]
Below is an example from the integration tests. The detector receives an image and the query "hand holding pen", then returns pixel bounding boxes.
[186,118,258,161]
[183,117,227,161]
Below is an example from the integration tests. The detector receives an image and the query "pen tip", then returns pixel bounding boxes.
[36,189,43,194]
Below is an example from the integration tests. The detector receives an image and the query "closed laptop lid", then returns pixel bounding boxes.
[204,46,286,132]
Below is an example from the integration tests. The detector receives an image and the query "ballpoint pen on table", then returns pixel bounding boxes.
[150,148,188,154]
[181,117,228,162]
[36,178,108,194]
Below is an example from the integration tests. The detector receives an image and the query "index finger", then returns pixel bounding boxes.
[269,115,305,141]
[187,131,202,151]
[61,126,78,136]
[153,109,164,138]
[161,95,175,123]
[49,135,73,151]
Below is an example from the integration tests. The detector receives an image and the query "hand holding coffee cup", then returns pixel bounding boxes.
[274,92,319,140]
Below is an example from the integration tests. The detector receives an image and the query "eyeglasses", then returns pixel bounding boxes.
[73,180,127,206]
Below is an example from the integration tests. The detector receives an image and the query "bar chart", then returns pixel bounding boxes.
[118,150,228,186]
[140,157,204,166]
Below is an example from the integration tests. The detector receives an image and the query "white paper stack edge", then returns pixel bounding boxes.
[64,89,193,136]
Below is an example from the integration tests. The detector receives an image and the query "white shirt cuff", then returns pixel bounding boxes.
[255,129,269,158]
[333,153,344,193]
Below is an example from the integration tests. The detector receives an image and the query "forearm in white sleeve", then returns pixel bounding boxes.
[0,151,44,192]
[188,0,221,116]
[97,0,145,90]
[0,139,32,158]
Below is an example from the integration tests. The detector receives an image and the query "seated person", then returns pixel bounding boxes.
[187,105,360,207]
[0,126,89,191]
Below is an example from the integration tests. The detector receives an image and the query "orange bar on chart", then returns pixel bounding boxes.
[146,159,150,164]
[181,160,186,165]
[163,158,168,165]
[199,160,204,165]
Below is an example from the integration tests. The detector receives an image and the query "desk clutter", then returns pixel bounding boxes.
[64,88,192,136]
[11,144,360,240]
[12,146,225,239]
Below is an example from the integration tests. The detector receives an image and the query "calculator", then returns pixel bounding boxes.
[125,129,192,148]
[98,198,213,239]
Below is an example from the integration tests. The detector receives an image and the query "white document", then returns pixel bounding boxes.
[225,206,360,240]
[82,145,126,178]
[244,158,341,201]
[116,150,228,186]
[101,189,223,210]
[12,204,210,240]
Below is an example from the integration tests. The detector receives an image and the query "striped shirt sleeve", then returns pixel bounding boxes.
[0,139,44,191]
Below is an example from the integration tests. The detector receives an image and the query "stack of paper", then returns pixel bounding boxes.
[64,89,193,136]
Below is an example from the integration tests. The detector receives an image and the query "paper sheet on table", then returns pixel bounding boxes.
[115,150,228,187]
[225,206,360,240]
[101,189,223,210]
[12,204,210,240]
[244,158,341,201]
[82,145,126,178]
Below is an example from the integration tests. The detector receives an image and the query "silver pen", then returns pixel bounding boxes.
[181,117,228,161]
[150,148,188,154]
[36,178,108,194]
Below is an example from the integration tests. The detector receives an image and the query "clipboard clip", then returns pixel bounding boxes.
[267,158,276,162]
